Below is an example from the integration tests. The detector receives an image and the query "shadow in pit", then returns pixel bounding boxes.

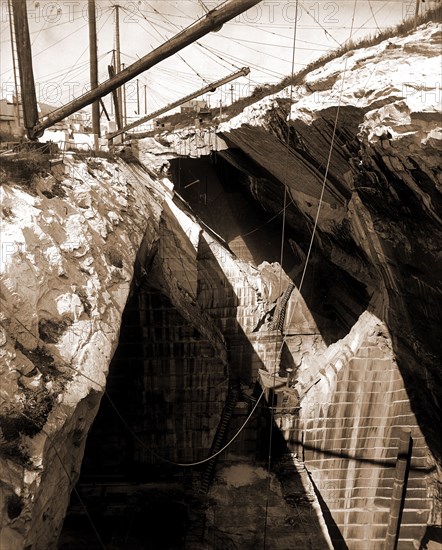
[354,160,442,465]
[257,424,335,549]
[169,153,370,346]
[169,155,298,269]
[289,440,434,474]
[308,476,349,550]
[419,526,442,549]
[59,223,276,548]
[172,147,442,470]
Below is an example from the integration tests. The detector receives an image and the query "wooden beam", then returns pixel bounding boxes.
[108,67,250,140]
[108,65,122,134]
[384,430,412,550]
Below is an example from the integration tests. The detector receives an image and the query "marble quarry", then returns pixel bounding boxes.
[0,21,441,550]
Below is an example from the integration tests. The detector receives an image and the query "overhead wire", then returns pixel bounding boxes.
[200,44,287,78]
[230,22,334,49]
[214,33,329,52]
[281,0,359,339]
[0,226,264,471]
[0,9,94,45]
[263,2,300,547]
[30,8,50,46]
[198,0,209,14]
[31,19,90,60]
[368,0,382,33]
[210,34,302,65]
[299,0,342,46]
[131,3,209,84]
[154,0,245,75]
[57,8,114,90]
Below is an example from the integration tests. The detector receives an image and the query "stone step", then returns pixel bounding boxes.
[357,346,392,359]
[343,539,415,550]
[349,357,395,369]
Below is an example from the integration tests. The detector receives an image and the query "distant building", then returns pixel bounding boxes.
[180,99,208,114]
[0,98,21,136]
[195,108,212,128]
[155,120,172,129]
[0,96,91,137]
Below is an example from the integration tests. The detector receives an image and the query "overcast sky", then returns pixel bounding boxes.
[0,1,437,119]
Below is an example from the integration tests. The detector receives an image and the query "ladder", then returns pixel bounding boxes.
[199,385,239,495]
[272,283,295,332]
[7,0,23,131]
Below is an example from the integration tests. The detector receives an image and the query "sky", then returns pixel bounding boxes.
[0,0,438,123]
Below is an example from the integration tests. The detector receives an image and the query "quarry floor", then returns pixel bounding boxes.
[58,461,331,550]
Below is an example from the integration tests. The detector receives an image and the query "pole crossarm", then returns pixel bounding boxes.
[32,0,262,136]
[108,67,250,140]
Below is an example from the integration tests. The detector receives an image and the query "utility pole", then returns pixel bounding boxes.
[136,79,140,114]
[144,84,147,115]
[414,0,420,29]
[122,63,127,126]
[114,4,123,129]
[88,0,100,150]
[7,0,21,131]
[230,84,234,104]
[11,0,39,138]
[108,64,122,134]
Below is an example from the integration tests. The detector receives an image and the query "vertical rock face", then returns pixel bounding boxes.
[160,21,441,548]
[291,312,437,548]
[0,152,299,547]
[0,157,166,548]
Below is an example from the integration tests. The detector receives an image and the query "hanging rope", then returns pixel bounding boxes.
[280,0,358,342]
[106,389,265,467]
[263,2,300,546]
[0,299,265,469]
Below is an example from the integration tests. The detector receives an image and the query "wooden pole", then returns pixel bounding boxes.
[144,84,147,115]
[414,0,420,29]
[108,65,122,135]
[136,79,140,115]
[115,4,123,130]
[11,0,39,138]
[88,0,100,149]
[384,430,412,550]
[32,0,263,136]
[122,63,127,126]
[99,99,110,122]
[108,67,249,139]
[7,0,21,131]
